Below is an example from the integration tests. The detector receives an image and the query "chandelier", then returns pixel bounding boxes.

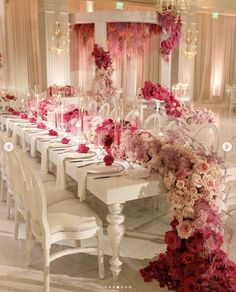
[156,0,198,15]
[183,27,198,58]
[50,20,69,56]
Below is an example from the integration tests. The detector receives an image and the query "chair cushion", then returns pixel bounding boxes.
[48,198,102,227]
[48,212,98,234]
[44,181,75,206]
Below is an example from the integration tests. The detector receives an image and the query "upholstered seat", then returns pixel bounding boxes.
[48,198,102,227]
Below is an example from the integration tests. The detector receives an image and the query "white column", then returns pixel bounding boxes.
[38,0,70,88]
[159,55,172,89]
[94,21,107,48]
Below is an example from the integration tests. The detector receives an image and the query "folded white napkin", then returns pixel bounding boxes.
[12,121,31,145]
[6,118,22,137]
[41,141,69,173]
[30,131,50,157]
[56,152,96,190]
[77,160,101,201]
[18,126,36,152]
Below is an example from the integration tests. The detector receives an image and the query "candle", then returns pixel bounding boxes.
[81,108,84,133]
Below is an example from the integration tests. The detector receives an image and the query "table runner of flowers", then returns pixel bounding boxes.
[5,100,236,290]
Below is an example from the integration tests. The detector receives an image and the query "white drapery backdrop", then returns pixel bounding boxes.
[194,13,236,102]
[6,0,42,95]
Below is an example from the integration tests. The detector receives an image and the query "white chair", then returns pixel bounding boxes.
[192,124,220,153]
[124,109,135,122]
[19,152,104,292]
[98,103,110,119]
[226,84,236,113]
[144,113,161,136]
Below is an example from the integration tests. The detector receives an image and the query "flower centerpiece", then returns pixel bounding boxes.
[140,81,182,118]
[48,85,75,97]
[91,44,116,106]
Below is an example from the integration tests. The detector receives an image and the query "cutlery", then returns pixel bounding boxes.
[93,174,123,179]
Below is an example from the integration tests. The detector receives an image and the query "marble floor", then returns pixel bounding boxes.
[0,103,236,292]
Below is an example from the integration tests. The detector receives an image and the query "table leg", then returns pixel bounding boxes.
[107,203,125,281]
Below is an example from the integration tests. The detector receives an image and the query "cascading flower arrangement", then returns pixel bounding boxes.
[91,44,116,106]
[158,12,182,61]
[114,127,236,291]
[141,81,182,118]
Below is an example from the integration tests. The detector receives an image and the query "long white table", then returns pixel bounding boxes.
[3,116,166,281]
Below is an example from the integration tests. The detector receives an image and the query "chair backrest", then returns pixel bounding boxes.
[124,109,135,122]
[144,113,161,136]
[193,124,220,153]
[5,148,27,214]
[98,103,110,119]
[19,152,50,239]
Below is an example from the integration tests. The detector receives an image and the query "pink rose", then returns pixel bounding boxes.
[103,154,114,166]
[37,122,46,129]
[77,144,89,153]
[176,221,193,239]
[61,137,70,144]
[48,129,58,136]
[194,160,210,174]
[191,173,203,188]
[176,180,185,189]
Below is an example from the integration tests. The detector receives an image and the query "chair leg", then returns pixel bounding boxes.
[14,209,21,239]
[6,191,12,219]
[27,232,35,267]
[0,177,5,202]
[43,246,50,292]
[97,227,105,280]
[25,212,31,241]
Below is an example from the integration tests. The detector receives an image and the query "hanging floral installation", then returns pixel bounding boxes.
[70,12,182,62]
[158,12,182,61]
[107,22,162,57]
[90,44,116,105]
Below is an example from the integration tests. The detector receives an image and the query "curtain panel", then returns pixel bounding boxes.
[6,0,42,95]
[194,13,236,102]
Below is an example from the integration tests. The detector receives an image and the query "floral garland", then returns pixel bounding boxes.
[113,127,236,291]
[91,44,116,105]
[141,81,182,118]
[71,15,181,62]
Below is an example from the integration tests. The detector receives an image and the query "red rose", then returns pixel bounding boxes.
[7,95,14,100]
[103,154,114,166]
[21,113,28,119]
[164,230,181,250]
[183,277,200,292]
[77,144,89,153]
[37,122,46,129]
[12,111,20,116]
[48,129,58,136]
[181,252,196,265]
[8,107,14,112]
[61,137,70,144]
[29,117,36,123]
